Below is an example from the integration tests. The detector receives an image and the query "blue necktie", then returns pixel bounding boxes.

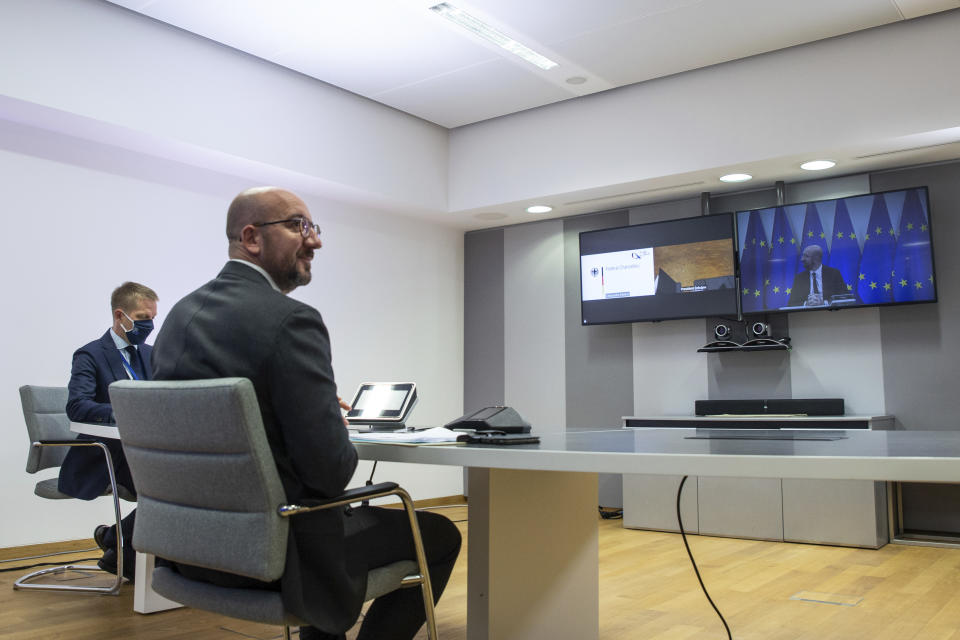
[124,346,143,380]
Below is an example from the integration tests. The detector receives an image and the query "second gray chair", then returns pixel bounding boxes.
[110,378,437,640]
[16,384,128,595]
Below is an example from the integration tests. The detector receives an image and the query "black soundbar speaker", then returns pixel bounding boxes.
[695,398,844,416]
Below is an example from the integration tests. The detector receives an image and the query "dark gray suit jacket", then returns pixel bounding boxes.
[59,330,151,499]
[787,264,848,307]
[151,261,364,632]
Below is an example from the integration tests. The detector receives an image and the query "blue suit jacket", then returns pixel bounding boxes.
[58,330,152,500]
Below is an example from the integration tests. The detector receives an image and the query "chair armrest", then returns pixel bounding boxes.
[278,479,438,628]
[32,440,120,490]
[278,481,400,517]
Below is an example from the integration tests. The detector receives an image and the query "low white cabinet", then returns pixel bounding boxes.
[621,416,893,548]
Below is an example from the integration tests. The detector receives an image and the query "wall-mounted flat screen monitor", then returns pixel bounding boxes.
[579,213,738,325]
[737,186,936,315]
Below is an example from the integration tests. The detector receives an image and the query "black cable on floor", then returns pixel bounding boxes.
[0,558,100,572]
[677,475,732,640]
[599,506,623,519]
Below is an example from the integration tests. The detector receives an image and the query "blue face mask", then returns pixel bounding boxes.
[122,311,154,346]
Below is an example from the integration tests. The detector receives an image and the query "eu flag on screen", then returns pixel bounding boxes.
[766,207,799,309]
[829,200,860,298]
[892,188,935,302]
[740,210,768,313]
[799,203,830,266]
[856,195,896,304]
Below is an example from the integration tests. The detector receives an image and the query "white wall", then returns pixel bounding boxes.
[0,123,463,548]
[0,0,448,217]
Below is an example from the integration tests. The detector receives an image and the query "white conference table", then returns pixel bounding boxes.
[354,428,960,640]
[69,422,181,614]
[72,422,960,636]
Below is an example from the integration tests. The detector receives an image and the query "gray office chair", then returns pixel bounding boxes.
[110,378,437,640]
[16,385,129,595]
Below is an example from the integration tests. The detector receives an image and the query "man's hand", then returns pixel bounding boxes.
[338,396,351,427]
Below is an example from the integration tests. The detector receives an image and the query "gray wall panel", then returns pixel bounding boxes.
[563,211,633,430]
[786,175,871,204]
[789,306,884,414]
[873,161,960,429]
[872,160,960,533]
[464,228,505,414]
[504,221,566,434]
[628,199,709,414]
[708,350,791,399]
[564,211,633,509]
[629,196,700,224]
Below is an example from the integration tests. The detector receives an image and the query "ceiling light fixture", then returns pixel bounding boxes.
[719,173,752,183]
[800,160,836,171]
[526,205,553,214]
[429,3,558,70]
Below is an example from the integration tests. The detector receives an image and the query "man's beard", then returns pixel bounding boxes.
[275,258,312,292]
[262,234,313,292]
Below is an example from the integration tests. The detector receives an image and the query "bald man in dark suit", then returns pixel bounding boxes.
[787,244,847,307]
[152,187,460,640]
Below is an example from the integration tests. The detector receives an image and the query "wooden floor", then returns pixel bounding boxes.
[4,506,960,639]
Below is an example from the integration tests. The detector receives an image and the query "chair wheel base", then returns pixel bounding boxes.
[14,563,123,595]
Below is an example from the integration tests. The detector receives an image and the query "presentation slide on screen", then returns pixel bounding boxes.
[578,213,738,324]
[580,248,655,301]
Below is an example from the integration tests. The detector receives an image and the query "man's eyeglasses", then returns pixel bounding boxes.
[252,217,321,238]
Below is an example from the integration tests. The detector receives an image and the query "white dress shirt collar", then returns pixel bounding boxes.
[110,328,132,352]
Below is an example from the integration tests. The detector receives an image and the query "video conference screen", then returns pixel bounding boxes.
[737,187,936,314]
[579,213,738,325]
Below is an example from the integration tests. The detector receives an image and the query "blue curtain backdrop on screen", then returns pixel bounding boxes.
[799,203,830,267]
[892,188,934,302]
[766,207,799,308]
[857,195,896,304]
[829,200,859,297]
[740,210,768,313]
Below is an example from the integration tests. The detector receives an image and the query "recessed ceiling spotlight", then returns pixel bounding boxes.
[526,205,553,214]
[800,160,836,171]
[719,173,753,183]
[565,76,587,85]
[429,3,558,70]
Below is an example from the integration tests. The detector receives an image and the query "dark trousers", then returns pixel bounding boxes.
[101,509,136,555]
[301,506,462,640]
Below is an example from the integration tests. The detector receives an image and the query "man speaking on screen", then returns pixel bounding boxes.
[787,244,847,307]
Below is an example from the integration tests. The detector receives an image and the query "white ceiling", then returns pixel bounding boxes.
[90,0,960,227]
[105,0,960,129]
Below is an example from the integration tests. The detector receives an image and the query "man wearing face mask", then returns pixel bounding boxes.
[58,281,159,582]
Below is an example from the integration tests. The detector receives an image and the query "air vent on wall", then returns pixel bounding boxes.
[855,139,960,159]
[565,181,705,207]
